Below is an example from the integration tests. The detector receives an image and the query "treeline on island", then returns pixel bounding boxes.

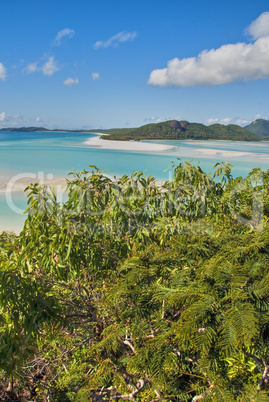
[245,118,269,138]
[0,161,269,400]
[2,118,269,141]
[99,120,264,141]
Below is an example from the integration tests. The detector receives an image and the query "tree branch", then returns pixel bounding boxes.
[259,358,269,391]
[123,332,136,354]
[91,379,145,401]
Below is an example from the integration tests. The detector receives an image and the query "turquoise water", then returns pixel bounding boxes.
[1,131,269,232]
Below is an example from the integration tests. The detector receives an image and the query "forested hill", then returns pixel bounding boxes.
[0,120,266,141]
[99,120,263,141]
[0,126,50,132]
[245,118,269,138]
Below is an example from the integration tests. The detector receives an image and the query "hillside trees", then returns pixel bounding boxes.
[99,120,262,141]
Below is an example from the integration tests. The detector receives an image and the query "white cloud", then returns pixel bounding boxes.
[0,63,7,81]
[205,117,234,125]
[0,112,6,121]
[0,112,23,127]
[25,56,60,77]
[25,62,39,74]
[253,113,269,121]
[205,114,269,127]
[143,116,164,124]
[239,114,269,125]
[92,72,100,80]
[234,118,252,126]
[94,31,137,49]
[0,113,47,128]
[53,28,75,46]
[148,13,269,87]
[246,12,269,39]
[143,116,185,124]
[205,118,219,125]
[63,77,79,86]
[42,57,60,76]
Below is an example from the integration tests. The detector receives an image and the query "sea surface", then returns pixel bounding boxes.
[1,131,269,232]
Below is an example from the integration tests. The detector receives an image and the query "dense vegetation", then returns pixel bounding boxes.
[99,120,262,142]
[0,161,269,401]
[0,127,94,133]
[0,127,51,132]
[245,119,269,138]
[1,120,266,141]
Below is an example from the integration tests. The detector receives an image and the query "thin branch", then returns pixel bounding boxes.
[91,379,145,401]
[123,339,136,354]
[123,332,136,353]
[259,358,269,391]
[161,300,165,319]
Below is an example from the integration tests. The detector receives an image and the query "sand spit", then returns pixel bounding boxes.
[0,176,67,194]
[83,135,177,152]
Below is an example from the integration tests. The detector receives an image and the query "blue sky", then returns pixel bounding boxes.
[1,0,269,130]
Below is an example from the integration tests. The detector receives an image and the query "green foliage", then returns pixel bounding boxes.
[0,161,268,400]
[100,120,262,142]
[245,119,269,138]
[0,126,50,132]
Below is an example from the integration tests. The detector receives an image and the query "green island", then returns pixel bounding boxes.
[0,161,268,400]
[1,118,269,141]
[98,120,264,141]
[245,119,269,139]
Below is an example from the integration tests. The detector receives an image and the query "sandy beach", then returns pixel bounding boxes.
[178,147,269,160]
[83,136,269,160]
[0,176,67,194]
[83,135,177,152]
[193,148,249,158]
[0,176,68,234]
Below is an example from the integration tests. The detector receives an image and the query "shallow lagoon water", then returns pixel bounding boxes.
[1,131,269,232]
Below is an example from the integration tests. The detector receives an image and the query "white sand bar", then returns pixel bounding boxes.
[83,135,177,152]
[193,148,249,158]
[0,177,67,194]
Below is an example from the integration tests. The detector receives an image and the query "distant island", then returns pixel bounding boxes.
[0,127,92,133]
[1,118,269,141]
[244,118,269,138]
[98,120,263,141]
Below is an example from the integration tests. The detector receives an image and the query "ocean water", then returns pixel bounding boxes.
[1,131,269,232]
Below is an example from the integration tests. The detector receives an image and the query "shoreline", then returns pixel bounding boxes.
[0,176,68,194]
[83,135,177,152]
[84,136,269,160]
